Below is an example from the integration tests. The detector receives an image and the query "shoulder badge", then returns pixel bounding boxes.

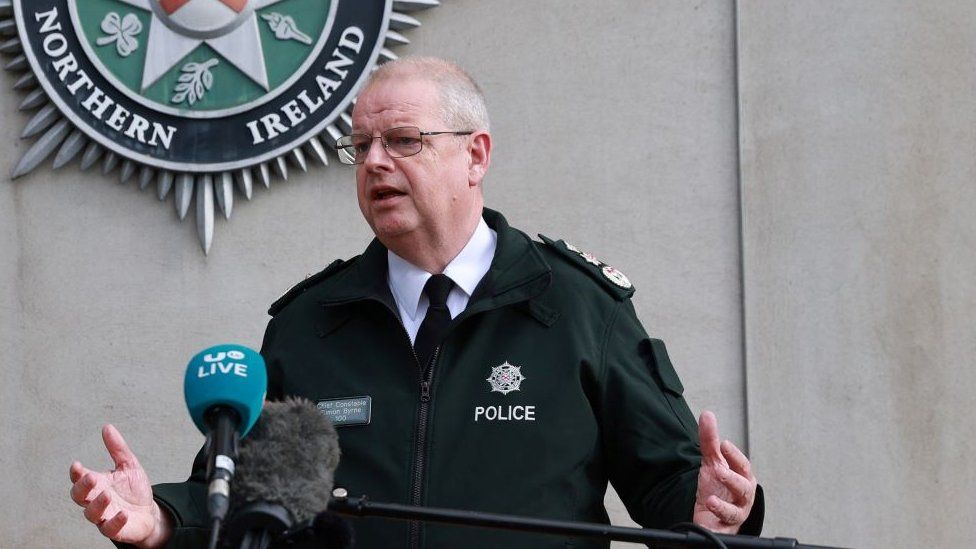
[268,258,348,316]
[537,234,635,300]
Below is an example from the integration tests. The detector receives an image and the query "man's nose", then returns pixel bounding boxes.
[363,137,394,172]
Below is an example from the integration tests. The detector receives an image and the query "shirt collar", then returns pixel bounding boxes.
[387,217,497,321]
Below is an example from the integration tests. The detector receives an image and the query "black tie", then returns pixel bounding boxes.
[414,274,454,368]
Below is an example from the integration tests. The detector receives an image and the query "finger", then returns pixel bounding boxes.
[70,472,101,507]
[721,440,755,481]
[83,490,112,525]
[716,465,754,504]
[697,411,724,464]
[706,494,743,526]
[102,424,139,470]
[98,509,128,540]
[69,461,91,484]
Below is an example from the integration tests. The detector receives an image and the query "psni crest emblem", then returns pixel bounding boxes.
[486,362,525,395]
[2,0,440,252]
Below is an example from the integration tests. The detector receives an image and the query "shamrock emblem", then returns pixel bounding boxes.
[96,12,143,57]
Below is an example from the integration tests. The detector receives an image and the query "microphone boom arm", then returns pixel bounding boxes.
[326,492,848,549]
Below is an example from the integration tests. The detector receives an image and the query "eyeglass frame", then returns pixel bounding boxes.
[335,126,474,165]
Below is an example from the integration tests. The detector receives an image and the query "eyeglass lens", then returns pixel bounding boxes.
[337,126,423,164]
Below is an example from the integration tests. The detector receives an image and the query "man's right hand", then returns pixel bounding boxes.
[69,424,172,548]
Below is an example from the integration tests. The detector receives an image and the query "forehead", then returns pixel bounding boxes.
[351,78,443,132]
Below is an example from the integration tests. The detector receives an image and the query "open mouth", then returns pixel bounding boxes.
[372,188,406,201]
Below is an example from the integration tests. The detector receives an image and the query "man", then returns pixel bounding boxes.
[69,57,761,548]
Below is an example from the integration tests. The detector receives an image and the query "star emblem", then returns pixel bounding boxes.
[486,362,526,395]
[113,0,288,91]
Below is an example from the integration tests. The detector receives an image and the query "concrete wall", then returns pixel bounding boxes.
[0,56,25,545]
[738,2,976,548]
[1,1,972,548]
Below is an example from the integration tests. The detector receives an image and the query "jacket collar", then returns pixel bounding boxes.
[317,208,551,310]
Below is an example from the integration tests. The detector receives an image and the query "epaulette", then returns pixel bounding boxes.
[268,258,349,316]
[537,234,635,301]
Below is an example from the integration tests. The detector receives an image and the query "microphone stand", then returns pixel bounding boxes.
[327,490,850,549]
[222,501,293,549]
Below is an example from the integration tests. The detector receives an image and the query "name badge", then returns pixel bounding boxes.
[317,396,372,427]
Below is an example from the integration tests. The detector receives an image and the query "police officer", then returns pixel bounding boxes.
[69,57,761,548]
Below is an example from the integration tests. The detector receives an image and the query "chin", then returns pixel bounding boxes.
[371,217,415,241]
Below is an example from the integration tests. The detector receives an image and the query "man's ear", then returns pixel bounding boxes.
[467,131,492,186]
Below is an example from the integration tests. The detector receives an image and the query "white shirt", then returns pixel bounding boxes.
[387,218,497,343]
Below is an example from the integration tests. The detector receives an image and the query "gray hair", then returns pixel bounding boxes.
[363,56,490,132]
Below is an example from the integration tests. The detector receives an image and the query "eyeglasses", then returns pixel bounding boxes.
[335,126,473,165]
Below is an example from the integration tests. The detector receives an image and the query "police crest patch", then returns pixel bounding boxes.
[486,362,525,395]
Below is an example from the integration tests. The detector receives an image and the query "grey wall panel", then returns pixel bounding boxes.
[739,2,976,548]
[0,68,26,545]
[2,1,743,546]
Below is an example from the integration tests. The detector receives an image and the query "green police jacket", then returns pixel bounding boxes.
[150,208,762,548]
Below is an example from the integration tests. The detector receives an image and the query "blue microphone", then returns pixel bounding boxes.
[184,344,267,532]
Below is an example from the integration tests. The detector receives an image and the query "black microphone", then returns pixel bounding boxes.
[221,397,351,549]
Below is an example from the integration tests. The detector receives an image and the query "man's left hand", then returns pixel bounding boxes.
[693,411,758,534]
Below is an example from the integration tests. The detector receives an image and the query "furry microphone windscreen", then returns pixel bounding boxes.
[230,397,340,523]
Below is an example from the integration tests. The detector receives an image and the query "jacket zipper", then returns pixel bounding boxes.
[409,346,439,549]
[381,306,435,549]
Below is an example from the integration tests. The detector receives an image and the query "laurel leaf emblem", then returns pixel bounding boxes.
[171,59,219,106]
[96,13,143,57]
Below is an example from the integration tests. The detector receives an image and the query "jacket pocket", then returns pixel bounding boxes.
[644,338,698,436]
